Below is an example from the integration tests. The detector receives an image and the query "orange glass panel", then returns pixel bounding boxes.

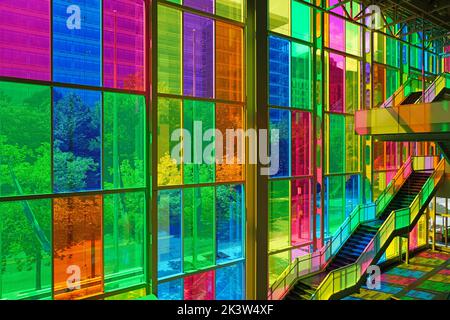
[216,21,243,102]
[53,196,103,300]
[216,104,244,182]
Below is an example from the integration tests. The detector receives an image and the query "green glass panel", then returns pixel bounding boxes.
[328,114,345,174]
[326,175,344,237]
[216,0,243,22]
[386,68,399,98]
[0,199,52,299]
[0,82,51,197]
[292,0,311,42]
[345,22,360,57]
[292,42,312,110]
[183,187,215,272]
[104,93,146,190]
[345,57,359,114]
[345,116,360,173]
[104,192,145,292]
[158,5,182,95]
[158,98,182,186]
[269,0,291,36]
[269,251,289,285]
[183,100,215,184]
[269,180,290,251]
[374,32,385,64]
[386,36,399,68]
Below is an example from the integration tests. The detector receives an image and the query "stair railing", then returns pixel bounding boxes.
[380,78,422,108]
[268,156,414,300]
[418,74,446,103]
[311,157,445,300]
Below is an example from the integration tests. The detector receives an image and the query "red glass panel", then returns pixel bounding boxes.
[292,111,311,176]
[184,271,215,300]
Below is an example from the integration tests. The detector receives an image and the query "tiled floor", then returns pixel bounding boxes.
[342,250,450,300]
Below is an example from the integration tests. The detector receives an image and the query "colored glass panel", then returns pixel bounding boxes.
[329,53,345,113]
[327,114,345,174]
[184,0,214,13]
[325,175,344,237]
[183,187,215,272]
[0,1,51,81]
[292,43,312,110]
[184,270,215,300]
[328,3,345,52]
[215,263,244,300]
[216,104,244,182]
[158,5,182,95]
[269,251,289,285]
[158,279,183,300]
[0,199,52,300]
[53,0,102,86]
[0,82,51,197]
[216,184,244,264]
[269,0,291,36]
[216,0,244,22]
[345,57,359,114]
[216,21,243,102]
[183,13,214,99]
[158,189,182,279]
[103,0,145,91]
[292,111,311,176]
[104,92,146,190]
[269,180,290,251]
[183,100,215,184]
[269,36,290,107]
[53,196,103,300]
[345,174,360,216]
[157,98,182,186]
[292,0,311,42]
[53,88,102,193]
[292,179,311,245]
[104,192,145,292]
[346,116,360,173]
[270,108,291,178]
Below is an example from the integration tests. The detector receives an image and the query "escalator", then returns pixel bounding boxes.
[285,169,435,300]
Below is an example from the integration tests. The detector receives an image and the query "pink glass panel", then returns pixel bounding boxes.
[0,0,51,80]
[292,111,311,176]
[292,179,311,246]
[103,0,145,91]
[184,271,215,300]
[445,46,450,73]
[386,142,398,169]
[329,53,345,112]
[328,0,345,52]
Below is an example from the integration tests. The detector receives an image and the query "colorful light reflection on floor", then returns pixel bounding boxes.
[343,250,450,300]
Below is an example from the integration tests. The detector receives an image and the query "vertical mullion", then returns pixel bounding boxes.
[50,0,55,300]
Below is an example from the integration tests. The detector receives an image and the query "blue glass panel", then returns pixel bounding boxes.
[216,184,244,264]
[345,174,360,217]
[53,88,102,193]
[158,279,183,300]
[215,263,245,300]
[269,108,291,178]
[158,189,182,278]
[269,36,290,107]
[53,0,102,86]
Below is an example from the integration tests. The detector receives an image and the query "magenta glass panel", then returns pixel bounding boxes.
[292,111,311,176]
[184,13,215,99]
[184,271,215,300]
[292,179,311,246]
[328,0,345,52]
[386,142,398,169]
[329,53,345,113]
[445,46,450,73]
[0,0,50,81]
[184,0,214,13]
[103,0,145,91]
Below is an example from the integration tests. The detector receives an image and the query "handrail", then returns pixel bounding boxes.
[268,156,414,300]
[419,74,446,103]
[380,78,423,108]
[311,157,445,300]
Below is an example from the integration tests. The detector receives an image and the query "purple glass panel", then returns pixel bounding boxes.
[0,0,51,80]
[329,53,345,113]
[103,0,145,91]
[184,13,214,99]
[184,0,214,13]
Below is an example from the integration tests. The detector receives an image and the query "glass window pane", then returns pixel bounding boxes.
[292,179,311,246]
[158,189,182,278]
[325,176,344,238]
[345,116,360,173]
[270,108,291,178]
[184,0,214,13]
[269,36,291,107]
[216,21,243,102]
[216,184,244,264]
[292,111,311,177]
[0,82,51,197]
[183,100,215,184]
[183,187,215,272]
[184,270,215,300]
[269,0,291,36]
[157,98,182,186]
[269,180,290,251]
[216,0,244,22]
[327,114,345,174]
[158,5,182,94]
[292,43,311,110]
[158,279,183,300]
[183,13,214,99]
[345,57,359,114]
[216,104,244,182]
[0,199,52,300]
[345,174,360,216]
[53,0,102,86]
[269,251,289,285]
[53,196,103,300]
[104,192,145,292]
[53,88,102,193]
[103,0,145,91]
[104,92,146,190]
[215,263,244,300]
[328,4,345,52]
[329,53,345,113]
[0,1,51,81]
[292,0,311,42]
